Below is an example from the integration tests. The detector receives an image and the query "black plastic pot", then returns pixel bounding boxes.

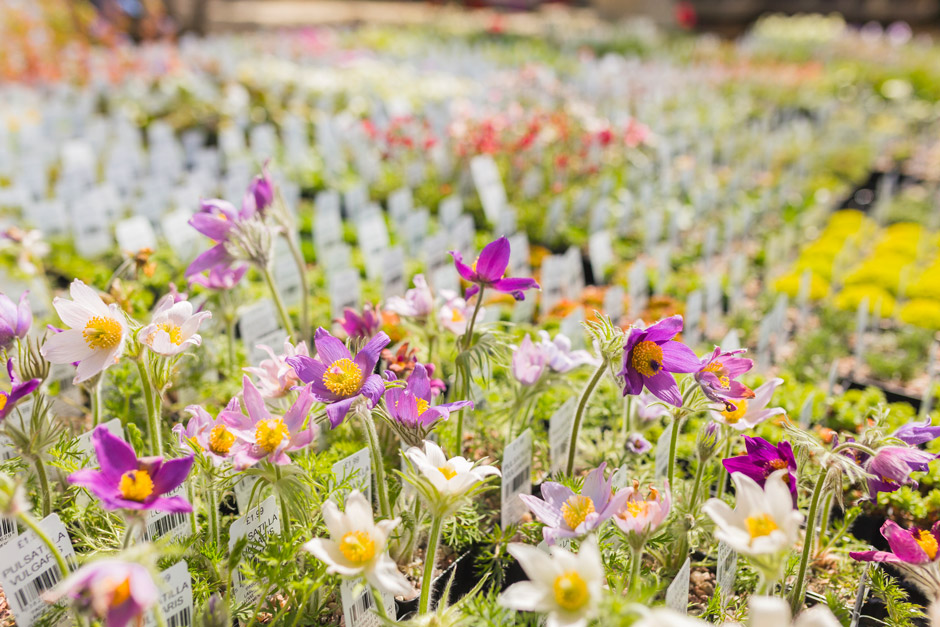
[841,377,922,412]
[395,549,479,619]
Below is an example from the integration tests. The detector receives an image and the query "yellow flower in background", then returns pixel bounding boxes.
[772,270,829,301]
[900,300,940,330]
[834,285,896,316]
[907,264,940,301]
[842,258,909,294]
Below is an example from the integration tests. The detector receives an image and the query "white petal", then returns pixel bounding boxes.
[366,554,414,598]
[69,280,109,317]
[303,538,362,576]
[499,581,553,613]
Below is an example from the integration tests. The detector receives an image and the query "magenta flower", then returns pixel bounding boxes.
[69,426,194,512]
[0,359,39,421]
[694,347,755,410]
[519,463,629,545]
[722,436,798,506]
[386,363,472,430]
[287,328,389,428]
[173,398,244,465]
[895,417,940,446]
[851,520,940,597]
[246,164,274,214]
[221,376,317,469]
[450,236,540,301]
[617,315,701,407]
[184,199,243,278]
[188,264,248,291]
[336,304,382,340]
[511,335,547,386]
[44,559,159,627]
[0,291,31,350]
[864,446,938,500]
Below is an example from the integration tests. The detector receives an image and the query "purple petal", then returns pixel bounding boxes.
[286,355,325,386]
[241,376,270,422]
[151,456,194,495]
[644,370,681,407]
[360,374,385,406]
[464,285,480,301]
[519,494,565,528]
[882,520,931,563]
[185,244,231,278]
[189,213,234,241]
[407,364,432,400]
[314,327,352,365]
[148,495,194,513]
[93,427,139,483]
[283,385,315,432]
[326,397,357,428]
[449,251,478,283]
[643,315,684,343]
[354,331,390,374]
[491,277,540,300]
[660,341,702,373]
[475,237,511,282]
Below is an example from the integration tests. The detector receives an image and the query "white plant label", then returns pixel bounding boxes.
[665,556,690,613]
[115,215,158,253]
[144,485,192,543]
[332,447,372,505]
[229,496,281,606]
[716,541,737,607]
[654,423,673,480]
[143,560,194,627]
[470,155,507,224]
[340,578,395,627]
[549,398,576,475]
[328,267,362,321]
[75,418,123,460]
[501,429,533,527]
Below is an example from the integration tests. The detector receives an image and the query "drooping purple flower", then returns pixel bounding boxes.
[185,199,241,278]
[386,363,472,430]
[519,463,629,545]
[895,417,940,446]
[246,164,274,214]
[68,426,194,512]
[695,346,755,410]
[626,433,652,454]
[511,335,547,386]
[287,328,389,428]
[0,292,31,350]
[864,446,938,500]
[188,264,248,291]
[43,559,159,627]
[617,315,701,407]
[450,236,540,301]
[337,305,381,340]
[1,359,39,421]
[722,436,798,506]
[221,376,316,469]
[850,520,940,598]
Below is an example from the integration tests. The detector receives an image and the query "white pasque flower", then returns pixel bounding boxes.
[498,538,604,627]
[437,290,483,336]
[710,378,786,430]
[41,279,129,383]
[632,608,709,627]
[702,470,803,558]
[138,295,212,356]
[748,595,841,627]
[405,440,500,501]
[303,490,413,597]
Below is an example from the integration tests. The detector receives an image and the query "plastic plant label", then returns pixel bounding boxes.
[549,398,576,475]
[588,230,614,283]
[0,514,77,627]
[665,556,690,613]
[501,429,533,527]
[332,447,372,505]
[654,423,673,480]
[273,238,303,307]
[143,560,194,627]
[716,541,737,607]
[234,476,264,513]
[799,394,815,428]
[75,418,123,460]
[627,262,648,319]
[228,496,281,606]
[380,247,406,299]
[238,301,281,353]
[340,579,395,627]
[328,268,362,321]
[144,485,192,543]
[470,155,506,224]
[603,286,624,323]
[115,215,158,253]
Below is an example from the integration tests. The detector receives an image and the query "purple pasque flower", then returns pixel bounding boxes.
[0,291,31,350]
[286,328,389,428]
[895,417,940,446]
[511,335,547,386]
[386,364,472,442]
[450,236,540,301]
[722,436,798,506]
[626,433,652,454]
[851,520,940,597]
[385,274,433,318]
[864,446,938,500]
[69,426,194,512]
[617,315,701,407]
[185,199,242,278]
[337,304,382,340]
[635,390,670,422]
[188,264,248,291]
[694,346,755,410]
[43,559,159,627]
[0,359,39,421]
[244,339,310,399]
[537,330,600,373]
[246,163,274,213]
[519,462,629,545]
[221,376,317,469]
[709,378,785,431]
[173,398,244,465]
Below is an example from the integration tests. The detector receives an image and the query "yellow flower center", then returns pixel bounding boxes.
[322,358,363,397]
[416,398,429,415]
[451,309,465,323]
[339,530,376,564]
[82,316,123,350]
[630,340,664,378]
[110,577,132,607]
[118,469,154,501]
[561,494,595,530]
[702,361,730,387]
[721,399,748,424]
[0,394,7,412]
[208,424,235,456]
[438,465,457,480]
[915,529,939,560]
[255,418,289,453]
[745,513,778,540]
[622,500,651,519]
[155,322,183,345]
[471,258,479,273]
[553,571,589,611]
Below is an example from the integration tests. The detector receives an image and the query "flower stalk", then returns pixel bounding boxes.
[419,514,443,614]
[136,357,163,456]
[282,232,310,341]
[566,360,608,476]
[260,264,295,340]
[789,470,829,613]
[357,405,391,520]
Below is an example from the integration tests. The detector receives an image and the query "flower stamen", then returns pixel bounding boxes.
[118,469,154,502]
[83,316,123,350]
[561,494,595,530]
[339,530,376,564]
[255,418,289,453]
[322,358,363,397]
[553,571,589,611]
[630,341,664,378]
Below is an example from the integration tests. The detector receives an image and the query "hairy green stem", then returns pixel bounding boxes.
[790,471,829,614]
[260,264,295,339]
[621,395,632,439]
[34,457,52,518]
[628,547,643,594]
[461,287,485,353]
[419,515,443,614]
[716,436,732,500]
[370,585,389,620]
[206,475,220,546]
[565,360,608,476]
[90,376,103,427]
[667,411,683,490]
[137,358,163,456]
[274,465,292,540]
[283,233,310,341]
[688,455,707,512]
[358,408,391,520]
[815,492,834,556]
